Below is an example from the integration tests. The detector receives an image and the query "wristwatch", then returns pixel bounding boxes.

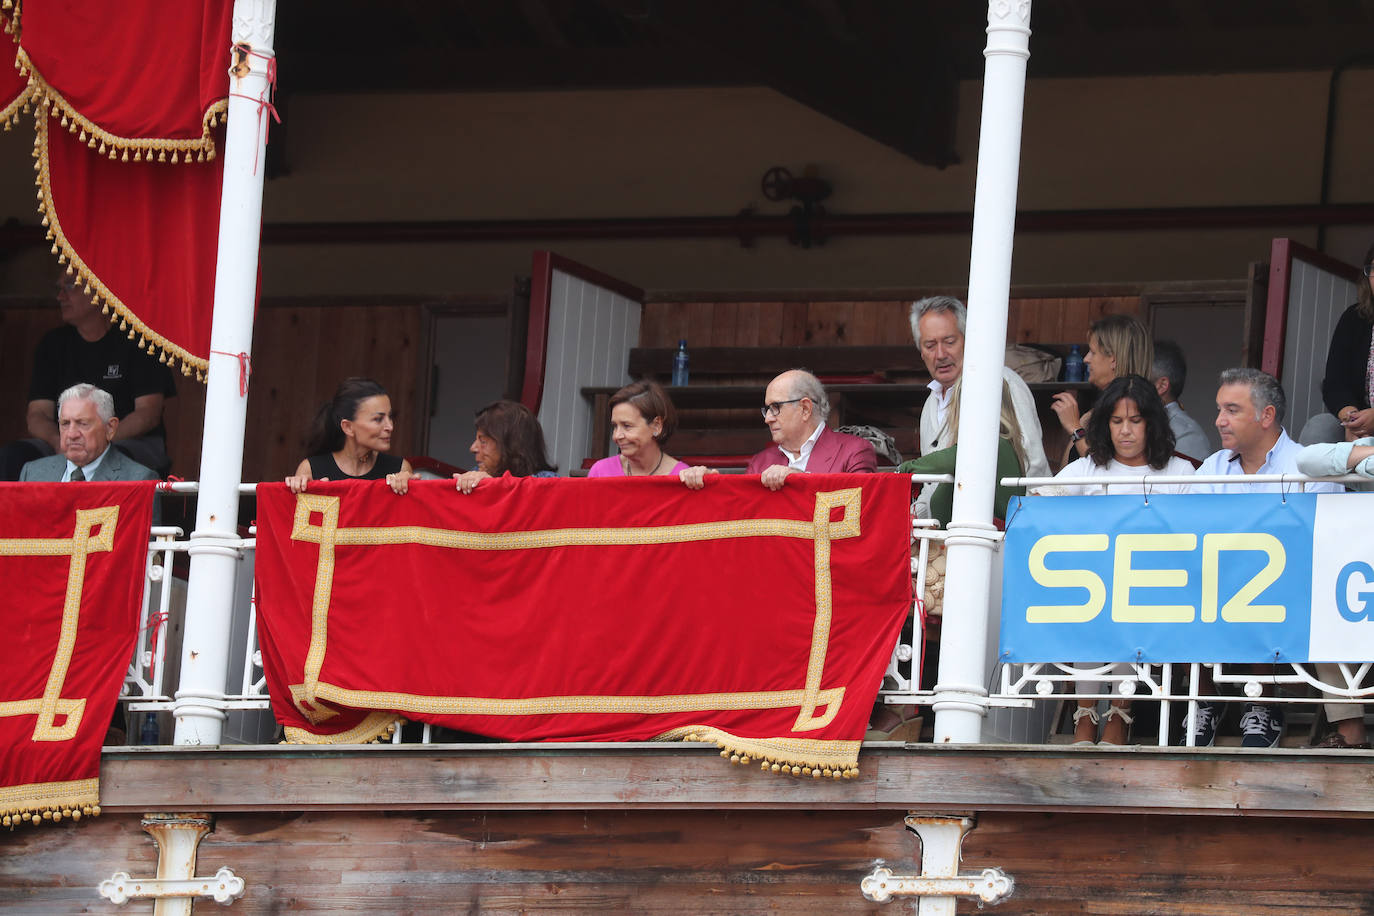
[1070,427,1087,443]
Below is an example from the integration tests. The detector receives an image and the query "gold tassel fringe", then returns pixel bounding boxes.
[29,112,209,379]
[658,726,861,779]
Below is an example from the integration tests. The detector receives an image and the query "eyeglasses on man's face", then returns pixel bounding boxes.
[761,398,805,419]
[1363,264,1374,278]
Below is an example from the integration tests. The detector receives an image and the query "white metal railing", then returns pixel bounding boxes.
[117,484,269,745]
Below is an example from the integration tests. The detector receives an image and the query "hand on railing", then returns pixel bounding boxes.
[678,466,718,490]
[453,470,490,494]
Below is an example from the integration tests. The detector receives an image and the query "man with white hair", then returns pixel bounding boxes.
[910,296,1049,516]
[19,383,158,483]
[747,369,876,490]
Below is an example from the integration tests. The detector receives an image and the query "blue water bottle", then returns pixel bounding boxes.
[671,339,690,387]
[1064,344,1086,383]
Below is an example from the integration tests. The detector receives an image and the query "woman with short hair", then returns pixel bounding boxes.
[587,380,691,478]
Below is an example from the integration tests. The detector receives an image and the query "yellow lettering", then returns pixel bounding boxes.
[1202,533,1286,623]
[1111,534,1196,622]
[1026,534,1108,623]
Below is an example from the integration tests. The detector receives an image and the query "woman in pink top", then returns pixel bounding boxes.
[587,380,696,478]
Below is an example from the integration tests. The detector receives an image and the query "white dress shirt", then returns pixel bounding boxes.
[779,421,826,471]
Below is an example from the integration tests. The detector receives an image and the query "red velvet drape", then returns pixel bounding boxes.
[255,475,915,777]
[6,0,236,376]
[0,482,154,826]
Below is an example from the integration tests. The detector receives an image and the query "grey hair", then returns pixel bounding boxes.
[909,296,967,342]
[1219,367,1286,425]
[786,369,831,421]
[1151,340,1188,397]
[58,383,115,424]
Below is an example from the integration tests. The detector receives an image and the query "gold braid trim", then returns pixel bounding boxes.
[16,48,225,162]
[0,776,100,828]
[282,712,403,746]
[32,112,209,379]
[657,725,861,780]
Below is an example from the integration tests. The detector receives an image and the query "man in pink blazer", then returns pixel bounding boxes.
[746,369,877,489]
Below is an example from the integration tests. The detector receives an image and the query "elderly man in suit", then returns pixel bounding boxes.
[746,369,877,489]
[19,383,158,483]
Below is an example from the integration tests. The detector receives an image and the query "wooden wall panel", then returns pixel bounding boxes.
[0,302,61,446]
[641,296,1145,356]
[4,809,1372,914]
[243,303,424,484]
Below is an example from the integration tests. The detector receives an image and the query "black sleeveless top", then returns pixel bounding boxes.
[307,452,403,481]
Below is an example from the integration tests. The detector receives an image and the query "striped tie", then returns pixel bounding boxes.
[69,467,85,482]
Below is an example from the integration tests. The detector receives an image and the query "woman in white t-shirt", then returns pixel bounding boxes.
[1040,374,1195,744]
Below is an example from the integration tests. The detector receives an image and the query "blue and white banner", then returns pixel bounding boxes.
[999,493,1374,663]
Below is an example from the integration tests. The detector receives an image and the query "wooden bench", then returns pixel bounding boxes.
[627,344,927,384]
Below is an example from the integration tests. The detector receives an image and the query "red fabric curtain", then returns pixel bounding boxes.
[7,0,236,376]
[0,482,154,826]
[254,475,914,777]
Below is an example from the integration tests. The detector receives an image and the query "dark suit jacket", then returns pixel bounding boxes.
[746,424,878,475]
[19,448,158,482]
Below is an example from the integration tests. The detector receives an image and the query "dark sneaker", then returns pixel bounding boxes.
[1239,703,1284,748]
[1183,702,1217,747]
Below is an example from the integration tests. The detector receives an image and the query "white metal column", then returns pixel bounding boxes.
[932,0,1032,744]
[173,0,277,746]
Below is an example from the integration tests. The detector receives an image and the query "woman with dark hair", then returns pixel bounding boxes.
[587,380,692,478]
[454,400,558,494]
[1047,374,1194,496]
[285,377,413,494]
[1320,240,1374,441]
[1039,374,1194,746]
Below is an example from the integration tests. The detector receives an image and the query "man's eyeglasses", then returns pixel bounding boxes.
[1363,265,1374,278]
[761,398,804,418]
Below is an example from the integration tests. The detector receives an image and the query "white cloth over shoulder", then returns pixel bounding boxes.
[1034,455,1195,496]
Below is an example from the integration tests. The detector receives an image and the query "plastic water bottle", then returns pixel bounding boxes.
[1063,344,1086,383]
[671,339,690,387]
[140,712,159,745]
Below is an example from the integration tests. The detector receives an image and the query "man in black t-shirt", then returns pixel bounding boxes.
[1,274,176,479]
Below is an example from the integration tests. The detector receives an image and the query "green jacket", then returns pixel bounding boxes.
[898,438,1025,527]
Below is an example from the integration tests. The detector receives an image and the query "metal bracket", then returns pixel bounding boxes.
[97,813,245,911]
[861,815,1014,910]
[98,868,245,906]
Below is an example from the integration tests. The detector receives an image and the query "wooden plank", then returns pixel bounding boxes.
[88,745,1374,818]
[5,807,1371,914]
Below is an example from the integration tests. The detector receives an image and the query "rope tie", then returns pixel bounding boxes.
[210,349,252,396]
[226,42,278,174]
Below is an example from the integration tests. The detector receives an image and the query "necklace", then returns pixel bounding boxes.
[626,451,667,477]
